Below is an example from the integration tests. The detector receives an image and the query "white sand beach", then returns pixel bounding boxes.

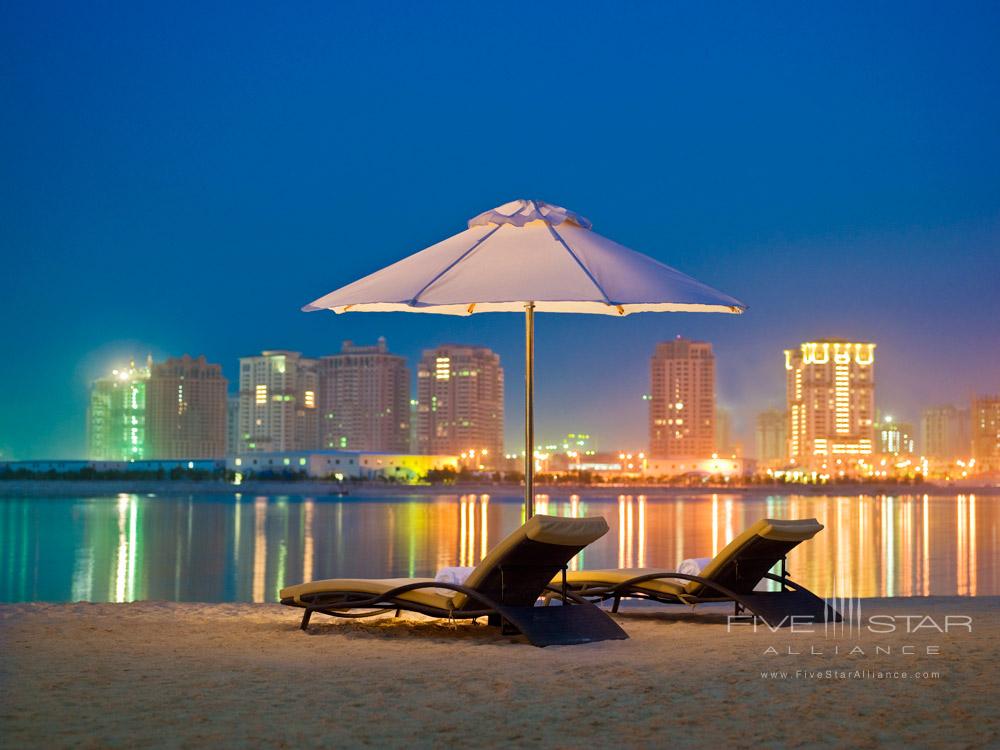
[2,597,997,748]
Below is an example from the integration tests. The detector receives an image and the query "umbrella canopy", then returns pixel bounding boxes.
[304,199,745,316]
[304,199,746,516]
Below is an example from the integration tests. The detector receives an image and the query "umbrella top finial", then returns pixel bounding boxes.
[468,199,593,231]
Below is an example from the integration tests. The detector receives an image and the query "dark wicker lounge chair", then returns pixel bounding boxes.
[280,514,628,647]
[555,518,841,627]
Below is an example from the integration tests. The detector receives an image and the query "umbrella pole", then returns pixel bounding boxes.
[524,302,535,518]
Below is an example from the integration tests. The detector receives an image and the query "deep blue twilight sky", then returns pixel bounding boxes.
[2,2,998,459]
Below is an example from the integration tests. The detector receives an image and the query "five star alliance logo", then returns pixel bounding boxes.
[726,577,972,658]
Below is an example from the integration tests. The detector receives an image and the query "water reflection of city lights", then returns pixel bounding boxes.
[113,494,137,603]
[252,497,267,604]
[1,492,996,603]
[302,498,314,586]
[480,495,489,562]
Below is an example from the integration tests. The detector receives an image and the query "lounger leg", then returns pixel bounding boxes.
[495,602,628,646]
[395,609,402,618]
[611,596,621,614]
[735,589,841,627]
[300,609,313,631]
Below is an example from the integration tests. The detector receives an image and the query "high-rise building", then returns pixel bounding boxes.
[145,355,227,459]
[971,395,1000,472]
[649,337,715,459]
[415,344,503,463]
[785,340,875,465]
[874,415,915,456]
[87,359,150,460]
[754,408,787,464]
[317,337,410,452]
[921,405,971,459]
[238,351,320,453]
[226,394,240,456]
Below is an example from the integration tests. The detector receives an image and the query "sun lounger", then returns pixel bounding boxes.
[280,514,628,647]
[554,518,840,627]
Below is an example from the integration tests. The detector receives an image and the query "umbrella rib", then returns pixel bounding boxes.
[546,223,615,307]
[407,224,501,306]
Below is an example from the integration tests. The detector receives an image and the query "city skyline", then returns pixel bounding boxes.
[3,4,999,459]
[71,335,994,465]
[17,255,994,460]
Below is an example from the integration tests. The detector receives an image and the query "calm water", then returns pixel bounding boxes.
[0,492,996,603]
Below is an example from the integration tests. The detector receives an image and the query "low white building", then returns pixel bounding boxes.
[645,456,754,479]
[227,450,458,482]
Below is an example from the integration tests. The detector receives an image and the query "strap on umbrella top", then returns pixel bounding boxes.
[468,199,592,230]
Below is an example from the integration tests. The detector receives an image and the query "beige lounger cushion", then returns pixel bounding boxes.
[525,514,610,546]
[454,514,608,608]
[280,578,455,610]
[691,518,822,593]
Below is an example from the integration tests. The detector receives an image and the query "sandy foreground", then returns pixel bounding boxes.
[2,598,998,749]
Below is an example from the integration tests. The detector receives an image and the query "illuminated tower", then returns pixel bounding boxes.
[238,351,319,453]
[649,337,715,459]
[317,337,410,452]
[784,340,875,466]
[415,345,503,464]
[971,395,1000,472]
[146,355,228,459]
[87,358,150,460]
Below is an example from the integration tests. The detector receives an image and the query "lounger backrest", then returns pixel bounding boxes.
[684,518,823,596]
[453,514,609,610]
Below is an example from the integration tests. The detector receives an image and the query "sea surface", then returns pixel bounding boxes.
[0,492,995,602]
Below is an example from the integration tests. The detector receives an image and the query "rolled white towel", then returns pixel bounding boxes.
[433,566,476,597]
[676,557,711,577]
[673,556,772,591]
[666,557,711,586]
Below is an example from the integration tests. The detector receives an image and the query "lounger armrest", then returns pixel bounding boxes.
[298,580,505,616]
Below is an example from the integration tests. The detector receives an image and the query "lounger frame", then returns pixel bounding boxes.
[565,556,841,627]
[283,566,629,647]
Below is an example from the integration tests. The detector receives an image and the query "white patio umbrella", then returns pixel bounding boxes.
[304,199,746,516]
